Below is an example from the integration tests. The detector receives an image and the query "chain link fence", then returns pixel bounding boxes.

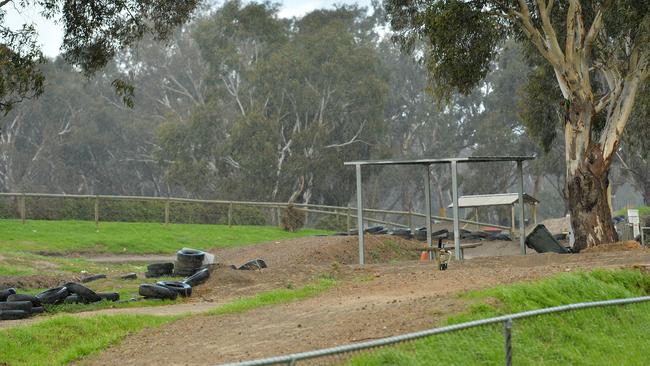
[217,296,650,366]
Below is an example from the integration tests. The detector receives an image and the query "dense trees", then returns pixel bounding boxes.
[2,0,647,228]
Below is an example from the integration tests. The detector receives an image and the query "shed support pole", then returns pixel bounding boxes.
[355,164,365,265]
[517,161,526,255]
[424,165,433,260]
[451,161,461,260]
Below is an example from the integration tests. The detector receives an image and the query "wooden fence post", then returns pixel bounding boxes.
[347,207,351,232]
[407,208,413,232]
[228,201,233,227]
[94,195,99,228]
[164,198,170,226]
[20,193,26,224]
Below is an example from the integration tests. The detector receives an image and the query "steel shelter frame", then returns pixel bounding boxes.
[344,156,535,265]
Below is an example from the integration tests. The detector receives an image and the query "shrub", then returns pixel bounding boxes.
[281,204,305,232]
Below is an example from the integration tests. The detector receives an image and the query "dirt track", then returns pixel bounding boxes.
[73,236,650,366]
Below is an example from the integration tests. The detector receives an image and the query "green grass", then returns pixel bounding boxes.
[349,269,650,365]
[614,205,650,218]
[0,279,336,366]
[0,314,175,366]
[206,277,337,315]
[0,219,330,254]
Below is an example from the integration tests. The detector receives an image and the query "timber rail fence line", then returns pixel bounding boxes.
[0,192,511,233]
[217,296,650,366]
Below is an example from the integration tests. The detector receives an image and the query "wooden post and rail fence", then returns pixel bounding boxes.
[0,192,513,235]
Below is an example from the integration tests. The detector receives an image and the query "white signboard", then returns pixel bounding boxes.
[628,209,640,238]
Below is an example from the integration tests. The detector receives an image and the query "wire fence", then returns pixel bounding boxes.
[0,192,511,233]
[217,296,650,366]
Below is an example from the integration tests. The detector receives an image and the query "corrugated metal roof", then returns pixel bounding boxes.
[448,193,539,208]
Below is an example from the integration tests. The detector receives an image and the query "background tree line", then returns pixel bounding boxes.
[0,0,646,223]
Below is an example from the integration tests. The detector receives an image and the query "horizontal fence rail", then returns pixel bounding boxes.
[0,192,511,232]
[217,296,650,366]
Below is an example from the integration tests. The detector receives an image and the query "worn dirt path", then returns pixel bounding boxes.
[79,250,650,366]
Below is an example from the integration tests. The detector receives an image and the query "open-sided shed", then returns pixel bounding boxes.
[448,193,539,233]
[344,156,535,264]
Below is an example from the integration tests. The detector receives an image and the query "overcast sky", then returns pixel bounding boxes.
[5,0,372,58]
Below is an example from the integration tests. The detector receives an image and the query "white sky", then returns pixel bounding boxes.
[4,0,372,58]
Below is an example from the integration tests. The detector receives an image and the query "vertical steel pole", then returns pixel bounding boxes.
[424,165,433,260]
[517,161,526,255]
[451,161,461,260]
[503,318,513,366]
[356,164,365,265]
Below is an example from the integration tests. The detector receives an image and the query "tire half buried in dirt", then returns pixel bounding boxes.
[98,292,120,302]
[139,284,178,300]
[0,288,16,301]
[156,281,192,297]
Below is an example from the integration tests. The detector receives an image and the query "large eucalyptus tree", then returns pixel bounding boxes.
[385,0,650,250]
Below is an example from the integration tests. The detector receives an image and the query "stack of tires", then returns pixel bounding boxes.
[0,288,44,320]
[138,267,210,300]
[173,248,206,277]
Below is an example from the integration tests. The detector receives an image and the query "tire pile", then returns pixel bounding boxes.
[138,248,211,300]
[0,282,119,320]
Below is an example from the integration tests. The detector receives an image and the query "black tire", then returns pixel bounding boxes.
[37,287,70,305]
[65,282,102,303]
[0,288,16,302]
[183,268,210,287]
[80,274,107,283]
[156,281,192,297]
[238,259,267,270]
[31,306,45,314]
[147,263,174,274]
[98,292,120,302]
[6,294,41,307]
[176,249,205,268]
[0,310,30,320]
[64,294,82,304]
[138,284,178,300]
[0,301,33,312]
[120,272,138,280]
[144,271,164,278]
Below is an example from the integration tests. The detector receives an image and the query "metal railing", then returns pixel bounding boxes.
[217,296,650,366]
[0,192,511,232]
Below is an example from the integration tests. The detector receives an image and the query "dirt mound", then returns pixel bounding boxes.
[582,241,645,253]
[0,274,78,289]
[211,235,422,268]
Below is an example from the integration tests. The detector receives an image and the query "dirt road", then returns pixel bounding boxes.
[79,248,650,366]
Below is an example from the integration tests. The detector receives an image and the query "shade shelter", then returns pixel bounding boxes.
[344,156,535,265]
[448,193,540,234]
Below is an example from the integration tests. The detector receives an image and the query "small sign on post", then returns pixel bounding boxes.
[628,209,640,238]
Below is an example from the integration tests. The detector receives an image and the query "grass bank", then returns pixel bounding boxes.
[349,269,650,365]
[0,279,336,365]
[206,277,336,316]
[0,219,330,254]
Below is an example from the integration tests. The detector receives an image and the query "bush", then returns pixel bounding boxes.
[281,204,305,232]
[315,214,347,231]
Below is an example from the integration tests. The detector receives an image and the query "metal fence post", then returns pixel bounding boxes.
[94,195,99,228]
[228,201,233,227]
[503,318,513,366]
